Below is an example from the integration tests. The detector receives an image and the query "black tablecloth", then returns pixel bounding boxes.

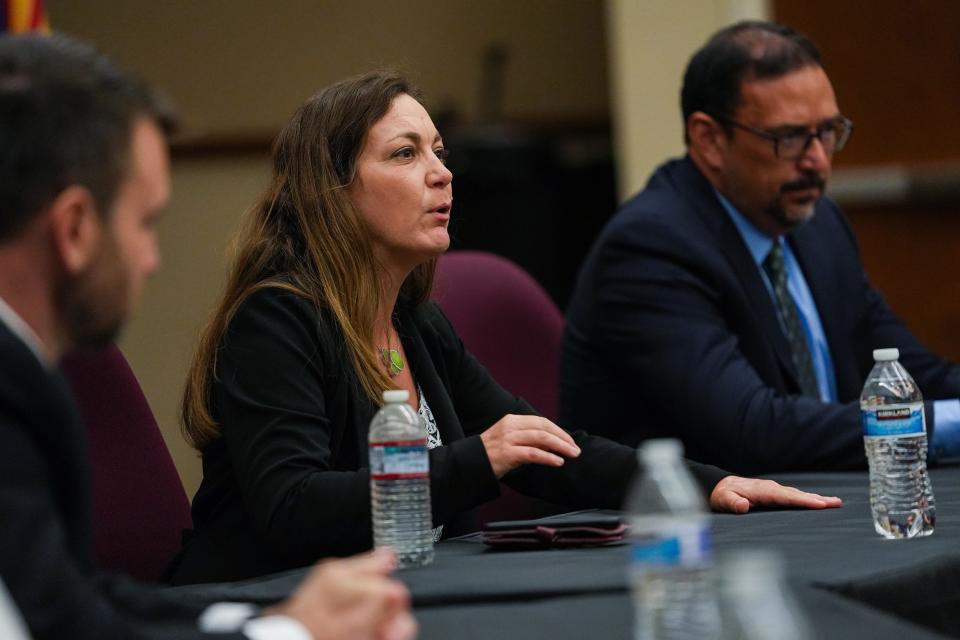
[169,466,960,639]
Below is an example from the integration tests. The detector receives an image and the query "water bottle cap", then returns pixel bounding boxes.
[382,389,410,403]
[639,438,684,462]
[873,348,899,362]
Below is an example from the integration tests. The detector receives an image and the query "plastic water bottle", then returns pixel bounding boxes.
[627,438,720,640]
[369,389,434,567]
[861,348,935,539]
[719,550,812,640]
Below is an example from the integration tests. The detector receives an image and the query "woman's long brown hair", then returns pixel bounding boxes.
[181,70,436,450]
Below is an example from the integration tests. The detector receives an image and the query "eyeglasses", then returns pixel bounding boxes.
[721,116,854,160]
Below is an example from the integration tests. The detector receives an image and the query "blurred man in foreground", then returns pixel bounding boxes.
[0,33,416,640]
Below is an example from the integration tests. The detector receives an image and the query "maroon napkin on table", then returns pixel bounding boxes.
[481,514,628,548]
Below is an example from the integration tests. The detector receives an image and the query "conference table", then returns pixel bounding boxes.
[170,466,960,639]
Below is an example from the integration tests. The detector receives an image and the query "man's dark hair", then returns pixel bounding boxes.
[0,34,176,241]
[680,20,822,143]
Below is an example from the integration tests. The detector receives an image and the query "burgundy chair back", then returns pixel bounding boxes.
[433,251,566,523]
[433,250,564,421]
[60,345,191,582]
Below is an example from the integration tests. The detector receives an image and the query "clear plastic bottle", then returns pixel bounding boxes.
[369,389,434,567]
[860,348,935,539]
[719,550,812,640]
[626,438,720,640]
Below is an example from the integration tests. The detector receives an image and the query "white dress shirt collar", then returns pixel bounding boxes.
[0,294,50,368]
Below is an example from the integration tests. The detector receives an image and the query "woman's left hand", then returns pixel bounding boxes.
[709,475,843,513]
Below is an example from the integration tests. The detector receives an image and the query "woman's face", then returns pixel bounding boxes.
[349,93,453,274]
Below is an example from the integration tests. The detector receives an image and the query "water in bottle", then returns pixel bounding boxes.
[627,438,720,640]
[861,348,935,539]
[369,389,434,567]
[719,550,812,640]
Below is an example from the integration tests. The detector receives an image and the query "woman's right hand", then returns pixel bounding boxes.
[479,414,582,478]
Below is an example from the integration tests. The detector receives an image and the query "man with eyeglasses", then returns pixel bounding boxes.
[560,20,960,474]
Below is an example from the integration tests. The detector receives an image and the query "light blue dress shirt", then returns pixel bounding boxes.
[715,191,960,459]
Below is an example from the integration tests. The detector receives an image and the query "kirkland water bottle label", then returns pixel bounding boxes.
[369,440,429,479]
[631,525,711,566]
[862,404,925,437]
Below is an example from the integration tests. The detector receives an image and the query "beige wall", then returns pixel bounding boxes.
[49,0,610,137]
[605,0,768,200]
[47,0,611,495]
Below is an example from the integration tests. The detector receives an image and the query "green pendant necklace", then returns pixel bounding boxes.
[380,347,404,377]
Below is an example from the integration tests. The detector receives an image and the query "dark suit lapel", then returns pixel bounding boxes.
[673,159,800,389]
[395,307,466,443]
[788,214,855,397]
[719,216,802,389]
[0,322,94,565]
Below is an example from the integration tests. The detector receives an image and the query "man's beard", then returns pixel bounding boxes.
[764,172,827,232]
[57,236,129,351]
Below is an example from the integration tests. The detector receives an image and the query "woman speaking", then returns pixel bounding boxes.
[167,71,839,585]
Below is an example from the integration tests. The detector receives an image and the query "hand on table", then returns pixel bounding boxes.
[269,548,417,640]
[480,414,581,478]
[709,475,843,514]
